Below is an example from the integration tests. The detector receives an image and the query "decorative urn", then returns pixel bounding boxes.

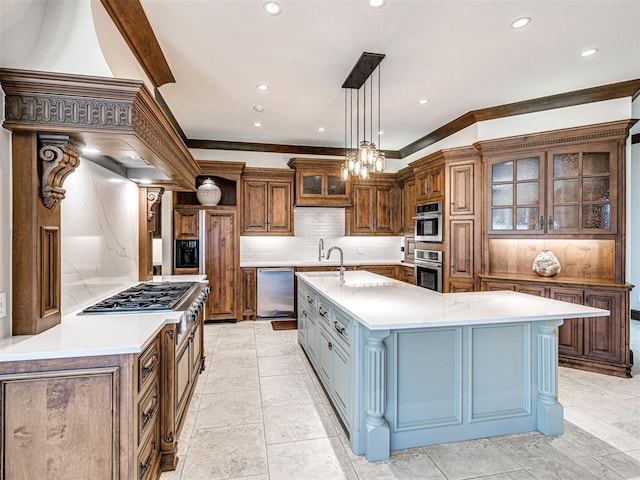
[532,250,561,277]
[197,178,222,206]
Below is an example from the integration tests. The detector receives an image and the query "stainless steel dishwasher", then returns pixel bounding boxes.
[257,267,295,318]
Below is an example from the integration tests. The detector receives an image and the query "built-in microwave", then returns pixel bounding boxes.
[414,201,443,242]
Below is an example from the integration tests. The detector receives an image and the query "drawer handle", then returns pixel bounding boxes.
[319,307,328,318]
[334,321,346,336]
[142,393,159,429]
[142,352,160,378]
[306,295,314,305]
[139,441,158,480]
[328,342,333,350]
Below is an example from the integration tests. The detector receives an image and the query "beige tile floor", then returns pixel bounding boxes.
[161,319,640,480]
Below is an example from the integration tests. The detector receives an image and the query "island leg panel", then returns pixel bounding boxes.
[363,329,391,461]
[536,319,564,435]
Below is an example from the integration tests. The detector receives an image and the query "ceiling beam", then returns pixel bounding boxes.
[99,0,175,88]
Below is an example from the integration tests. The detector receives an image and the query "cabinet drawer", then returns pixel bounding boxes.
[332,307,352,351]
[137,421,160,480]
[317,298,331,326]
[137,380,160,445]
[138,337,160,393]
[399,266,415,284]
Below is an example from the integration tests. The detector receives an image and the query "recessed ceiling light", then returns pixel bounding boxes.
[580,48,599,57]
[368,0,386,8]
[138,179,152,185]
[263,1,282,16]
[418,99,430,105]
[253,105,265,112]
[81,147,100,154]
[317,127,326,132]
[511,17,531,29]
[378,130,385,135]
[129,154,141,160]
[257,84,269,91]
[254,122,262,127]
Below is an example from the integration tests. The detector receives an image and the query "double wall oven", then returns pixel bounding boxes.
[414,249,443,292]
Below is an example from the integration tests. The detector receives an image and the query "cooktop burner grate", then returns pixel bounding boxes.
[82,282,197,314]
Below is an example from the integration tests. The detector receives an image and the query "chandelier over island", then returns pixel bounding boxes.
[341,52,386,181]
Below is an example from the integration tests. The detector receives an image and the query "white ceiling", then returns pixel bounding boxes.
[130,1,639,153]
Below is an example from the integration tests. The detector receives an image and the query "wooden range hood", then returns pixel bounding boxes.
[0,68,201,335]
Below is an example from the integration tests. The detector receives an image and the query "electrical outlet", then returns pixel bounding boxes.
[0,292,6,319]
[357,247,365,255]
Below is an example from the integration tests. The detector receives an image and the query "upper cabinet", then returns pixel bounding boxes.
[483,138,620,236]
[288,158,351,206]
[415,160,444,203]
[397,166,416,235]
[242,168,294,235]
[347,177,400,236]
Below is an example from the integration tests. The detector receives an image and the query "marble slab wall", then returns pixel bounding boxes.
[60,159,139,314]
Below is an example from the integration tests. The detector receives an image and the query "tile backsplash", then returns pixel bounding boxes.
[241,207,402,264]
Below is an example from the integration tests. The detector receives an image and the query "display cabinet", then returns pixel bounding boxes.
[288,158,351,206]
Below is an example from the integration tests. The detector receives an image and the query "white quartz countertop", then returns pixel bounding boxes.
[297,271,608,330]
[0,275,208,362]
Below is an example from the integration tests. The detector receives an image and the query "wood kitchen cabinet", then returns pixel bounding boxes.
[241,168,294,235]
[397,265,415,284]
[443,148,481,293]
[397,166,417,234]
[288,158,351,206]
[241,267,257,320]
[359,264,398,279]
[347,177,400,235]
[415,160,444,203]
[204,209,239,321]
[479,275,632,377]
[483,141,618,235]
[174,208,199,239]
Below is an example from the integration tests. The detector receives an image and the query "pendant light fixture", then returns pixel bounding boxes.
[341,52,386,181]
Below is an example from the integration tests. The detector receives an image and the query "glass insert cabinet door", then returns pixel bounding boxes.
[488,155,543,233]
[548,145,616,234]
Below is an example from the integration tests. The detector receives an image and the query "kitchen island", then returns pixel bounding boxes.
[296,270,609,462]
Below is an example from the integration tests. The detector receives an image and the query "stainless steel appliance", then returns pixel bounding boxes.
[401,236,416,263]
[414,249,443,292]
[257,267,295,318]
[414,201,443,242]
[81,281,206,314]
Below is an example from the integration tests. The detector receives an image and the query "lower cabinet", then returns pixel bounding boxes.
[298,282,352,429]
[397,265,415,284]
[480,276,632,377]
[240,267,257,320]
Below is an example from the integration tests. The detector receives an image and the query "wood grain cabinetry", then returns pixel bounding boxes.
[348,177,400,235]
[241,267,257,320]
[204,209,238,321]
[415,160,444,203]
[480,275,632,377]
[242,169,294,235]
[397,265,415,284]
[359,264,397,278]
[443,148,481,293]
[398,166,417,234]
[288,158,351,206]
[174,208,199,239]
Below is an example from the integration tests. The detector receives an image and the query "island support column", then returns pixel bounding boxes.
[536,319,564,435]
[364,329,391,461]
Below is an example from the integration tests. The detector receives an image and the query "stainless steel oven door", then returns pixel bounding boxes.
[414,214,442,242]
[414,261,443,292]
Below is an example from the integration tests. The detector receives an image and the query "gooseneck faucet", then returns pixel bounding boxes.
[318,238,324,261]
[326,246,345,283]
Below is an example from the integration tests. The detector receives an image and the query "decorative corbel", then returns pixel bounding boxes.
[38,134,80,209]
[147,186,165,229]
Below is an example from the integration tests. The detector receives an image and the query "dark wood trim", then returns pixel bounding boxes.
[99,0,175,88]
[401,79,640,158]
[632,133,640,145]
[155,88,187,143]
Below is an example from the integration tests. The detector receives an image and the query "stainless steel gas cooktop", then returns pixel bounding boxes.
[82,281,198,314]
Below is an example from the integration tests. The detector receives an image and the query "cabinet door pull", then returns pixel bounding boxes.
[548,216,554,230]
[328,342,333,350]
[319,307,328,318]
[334,321,346,336]
[540,216,544,229]
[142,352,160,377]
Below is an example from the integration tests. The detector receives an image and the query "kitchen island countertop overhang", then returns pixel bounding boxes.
[295,270,610,462]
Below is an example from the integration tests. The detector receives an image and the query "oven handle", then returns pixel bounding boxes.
[414,260,442,269]
[413,214,441,220]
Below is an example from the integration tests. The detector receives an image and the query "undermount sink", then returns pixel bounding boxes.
[301,270,395,287]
